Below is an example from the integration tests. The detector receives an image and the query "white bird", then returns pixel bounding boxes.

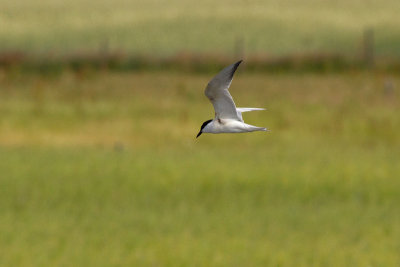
[196,60,267,138]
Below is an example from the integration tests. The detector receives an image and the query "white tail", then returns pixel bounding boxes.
[244,123,268,132]
[253,127,268,132]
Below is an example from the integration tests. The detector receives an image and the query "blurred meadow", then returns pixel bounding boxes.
[2,0,400,56]
[1,0,400,266]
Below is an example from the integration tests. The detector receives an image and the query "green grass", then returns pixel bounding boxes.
[1,0,400,56]
[1,146,399,266]
[0,70,400,266]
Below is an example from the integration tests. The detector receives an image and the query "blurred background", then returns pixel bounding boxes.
[1,0,399,266]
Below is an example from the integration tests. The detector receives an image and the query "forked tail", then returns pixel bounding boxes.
[245,123,268,132]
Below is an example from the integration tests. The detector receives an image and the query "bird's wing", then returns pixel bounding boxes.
[236,107,265,113]
[205,60,242,120]
[236,107,265,121]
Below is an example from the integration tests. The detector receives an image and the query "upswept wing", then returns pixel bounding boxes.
[205,60,242,120]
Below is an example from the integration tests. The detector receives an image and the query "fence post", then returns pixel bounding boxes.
[234,36,245,60]
[362,28,374,68]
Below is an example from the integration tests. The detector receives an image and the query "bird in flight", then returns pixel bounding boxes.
[196,60,267,138]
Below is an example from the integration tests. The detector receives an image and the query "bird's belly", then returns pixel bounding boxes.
[213,120,248,133]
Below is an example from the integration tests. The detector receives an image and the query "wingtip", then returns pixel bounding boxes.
[232,60,243,69]
[225,60,244,80]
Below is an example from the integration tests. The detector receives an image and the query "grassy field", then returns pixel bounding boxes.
[0,69,399,266]
[2,0,400,56]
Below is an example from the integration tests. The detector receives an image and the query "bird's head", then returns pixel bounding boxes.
[196,119,212,138]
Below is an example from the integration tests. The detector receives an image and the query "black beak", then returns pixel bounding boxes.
[196,131,202,138]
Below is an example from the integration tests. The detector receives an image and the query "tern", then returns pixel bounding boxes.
[196,60,267,138]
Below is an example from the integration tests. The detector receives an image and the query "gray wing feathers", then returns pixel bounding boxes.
[204,60,243,120]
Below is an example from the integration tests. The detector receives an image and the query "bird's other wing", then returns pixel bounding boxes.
[236,107,266,113]
[205,60,242,120]
[236,107,265,121]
